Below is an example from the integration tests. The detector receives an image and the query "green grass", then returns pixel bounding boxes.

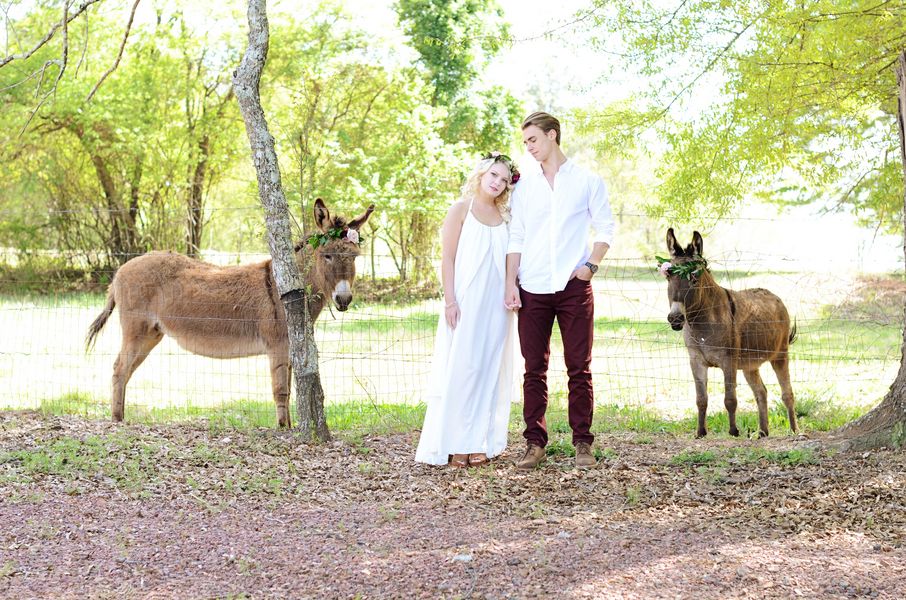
[793,319,901,362]
[530,393,873,443]
[728,447,818,466]
[0,282,896,438]
[36,392,427,434]
[34,390,869,438]
[0,290,103,309]
[0,432,161,491]
[321,311,438,334]
[670,450,719,465]
[669,447,818,472]
[8,292,897,361]
[604,263,774,282]
[588,315,901,363]
[0,427,302,498]
[543,398,868,438]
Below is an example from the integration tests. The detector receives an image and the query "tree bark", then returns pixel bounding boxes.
[829,51,906,451]
[232,0,330,442]
[186,136,209,256]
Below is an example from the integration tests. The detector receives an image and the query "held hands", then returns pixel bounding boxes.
[445,302,461,329]
[504,283,522,311]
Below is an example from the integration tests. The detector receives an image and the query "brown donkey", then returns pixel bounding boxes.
[86,198,374,428]
[661,228,798,438]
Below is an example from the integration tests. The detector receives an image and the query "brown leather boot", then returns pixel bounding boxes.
[575,442,596,469]
[515,444,545,471]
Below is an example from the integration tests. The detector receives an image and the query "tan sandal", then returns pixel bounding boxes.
[450,454,469,468]
[468,453,489,467]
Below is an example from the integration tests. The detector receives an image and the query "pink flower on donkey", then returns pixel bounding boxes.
[658,261,672,277]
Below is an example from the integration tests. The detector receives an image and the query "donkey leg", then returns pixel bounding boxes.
[722,366,740,437]
[690,357,709,438]
[268,352,292,429]
[743,368,769,438]
[771,357,798,434]
[111,325,163,422]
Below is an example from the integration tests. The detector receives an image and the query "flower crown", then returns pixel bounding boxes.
[307,226,362,249]
[655,255,708,280]
[482,151,520,184]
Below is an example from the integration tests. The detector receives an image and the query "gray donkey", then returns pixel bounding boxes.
[661,228,798,438]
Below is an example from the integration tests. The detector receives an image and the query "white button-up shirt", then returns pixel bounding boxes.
[507,159,615,294]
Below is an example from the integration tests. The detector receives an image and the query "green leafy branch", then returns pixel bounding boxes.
[307,227,364,249]
[655,255,708,280]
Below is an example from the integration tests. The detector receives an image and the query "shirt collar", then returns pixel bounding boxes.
[526,157,574,178]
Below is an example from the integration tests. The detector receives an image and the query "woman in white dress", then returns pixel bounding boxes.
[415,152,520,467]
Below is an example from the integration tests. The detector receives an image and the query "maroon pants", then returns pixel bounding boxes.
[518,277,595,447]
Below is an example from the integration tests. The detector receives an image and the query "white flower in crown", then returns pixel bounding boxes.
[658,261,672,277]
[345,228,359,244]
[490,151,501,157]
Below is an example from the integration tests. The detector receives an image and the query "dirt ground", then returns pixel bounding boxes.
[1,411,905,599]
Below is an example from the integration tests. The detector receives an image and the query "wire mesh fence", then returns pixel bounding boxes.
[0,241,901,433]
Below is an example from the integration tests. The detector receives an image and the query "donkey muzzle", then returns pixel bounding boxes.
[668,301,685,331]
[333,280,352,312]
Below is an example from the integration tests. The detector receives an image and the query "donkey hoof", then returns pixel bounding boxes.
[757,431,769,439]
[729,428,740,437]
[695,430,707,439]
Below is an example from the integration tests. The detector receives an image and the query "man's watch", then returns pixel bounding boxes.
[584,261,599,275]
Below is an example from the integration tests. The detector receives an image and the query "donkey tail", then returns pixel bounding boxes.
[788,319,798,346]
[86,290,116,352]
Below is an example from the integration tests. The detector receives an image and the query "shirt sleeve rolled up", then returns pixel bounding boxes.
[588,175,615,247]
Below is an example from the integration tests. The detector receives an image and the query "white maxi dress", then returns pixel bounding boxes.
[415,200,516,465]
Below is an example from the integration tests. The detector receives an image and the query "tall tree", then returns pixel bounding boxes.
[395,0,522,152]
[396,0,506,105]
[586,0,906,230]
[233,0,329,441]
[263,8,391,232]
[1,4,242,267]
[261,7,477,284]
[173,17,240,256]
[828,51,906,451]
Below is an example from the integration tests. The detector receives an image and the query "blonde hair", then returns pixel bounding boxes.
[522,111,561,145]
[459,156,514,223]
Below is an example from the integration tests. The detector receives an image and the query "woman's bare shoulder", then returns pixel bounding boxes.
[446,200,470,221]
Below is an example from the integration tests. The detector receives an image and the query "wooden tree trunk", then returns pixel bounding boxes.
[185,136,209,256]
[232,0,329,442]
[830,51,906,451]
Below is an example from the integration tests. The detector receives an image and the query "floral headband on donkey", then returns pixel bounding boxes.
[307,226,362,249]
[655,255,708,280]
[482,151,520,184]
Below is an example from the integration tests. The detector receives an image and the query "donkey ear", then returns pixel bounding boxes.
[666,228,683,257]
[313,198,331,233]
[348,204,375,231]
[690,231,704,257]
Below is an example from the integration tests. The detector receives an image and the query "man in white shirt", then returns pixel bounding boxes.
[504,112,615,470]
